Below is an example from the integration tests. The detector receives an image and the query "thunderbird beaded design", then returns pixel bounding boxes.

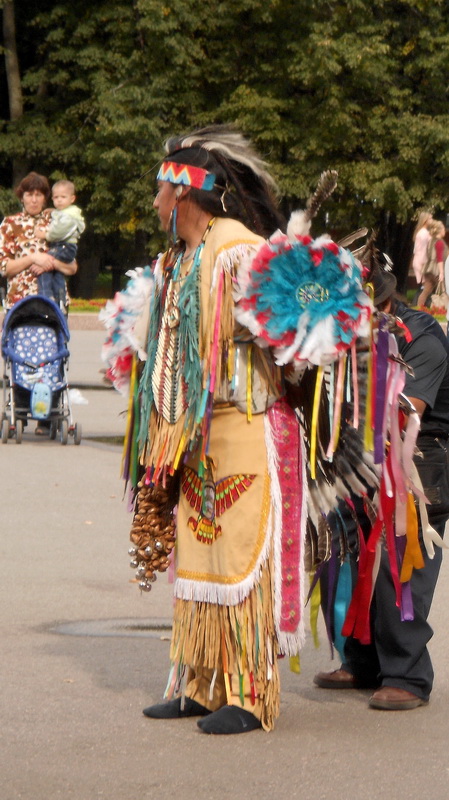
[182,464,256,544]
[296,282,330,309]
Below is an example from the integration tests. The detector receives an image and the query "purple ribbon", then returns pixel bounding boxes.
[374,318,389,463]
[396,534,414,621]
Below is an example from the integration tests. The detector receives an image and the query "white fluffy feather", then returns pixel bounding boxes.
[287,210,311,241]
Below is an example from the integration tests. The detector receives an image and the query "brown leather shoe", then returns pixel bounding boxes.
[313,668,356,689]
[369,686,428,710]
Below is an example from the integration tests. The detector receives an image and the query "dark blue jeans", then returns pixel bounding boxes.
[38,269,67,302]
[342,434,449,700]
[47,241,77,263]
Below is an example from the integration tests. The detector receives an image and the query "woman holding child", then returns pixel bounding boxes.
[0,171,77,308]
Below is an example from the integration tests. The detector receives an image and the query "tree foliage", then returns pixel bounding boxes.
[1,0,449,293]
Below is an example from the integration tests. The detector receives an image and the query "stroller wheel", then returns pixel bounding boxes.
[1,418,10,444]
[15,419,23,444]
[73,422,82,446]
[49,421,58,440]
[60,419,68,445]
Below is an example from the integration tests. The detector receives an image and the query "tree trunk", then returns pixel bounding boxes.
[3,0,22,120]
[377,211,415,296]
[3,0,28,184]
[69,231,101,299]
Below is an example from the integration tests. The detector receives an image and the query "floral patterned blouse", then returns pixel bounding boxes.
[0,209,52,307]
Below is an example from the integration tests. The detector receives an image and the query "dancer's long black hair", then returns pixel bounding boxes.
[163,125,286,238]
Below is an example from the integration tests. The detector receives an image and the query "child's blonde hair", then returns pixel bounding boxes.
[52,179,75,195]
[428,220,445,238]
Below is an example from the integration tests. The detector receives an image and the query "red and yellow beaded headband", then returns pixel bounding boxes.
[157,161,216,191]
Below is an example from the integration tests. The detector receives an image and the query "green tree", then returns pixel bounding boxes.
[1,0,449,294]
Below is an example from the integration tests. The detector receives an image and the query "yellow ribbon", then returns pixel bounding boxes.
[309,574,321,649]
[246,343,253,422]
[227,341,235,382]
[400,491,424,582]
[172,431,187,472]
[242,611,247,671]
[310,366,324,480]
[221,631,232,704]
[289,654,301,674]
[224,673,232,705]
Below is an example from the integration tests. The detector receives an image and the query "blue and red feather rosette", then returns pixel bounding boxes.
[235,232,372,367]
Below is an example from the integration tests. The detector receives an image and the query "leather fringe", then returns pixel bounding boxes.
[170,558,280,730]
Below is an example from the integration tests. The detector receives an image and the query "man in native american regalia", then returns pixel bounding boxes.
[126,127,293,734]
[102,126,379,733]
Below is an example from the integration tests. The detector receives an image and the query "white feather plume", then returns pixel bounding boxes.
[287,210,312,241]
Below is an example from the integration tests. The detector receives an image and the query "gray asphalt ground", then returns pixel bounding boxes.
[1,316,449,800]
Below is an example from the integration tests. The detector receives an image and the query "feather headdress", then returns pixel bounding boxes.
[164,125,279,191]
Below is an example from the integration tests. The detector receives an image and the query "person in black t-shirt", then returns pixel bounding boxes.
[394,301,449,437]
[314,265,449,710]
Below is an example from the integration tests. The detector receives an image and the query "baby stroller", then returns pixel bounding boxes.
[1,295,81,444]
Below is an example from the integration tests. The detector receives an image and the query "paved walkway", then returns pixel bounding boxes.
[1,320,449,799]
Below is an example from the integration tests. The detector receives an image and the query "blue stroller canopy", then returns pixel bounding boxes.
[1,295,70,392]
[2,295,70,347]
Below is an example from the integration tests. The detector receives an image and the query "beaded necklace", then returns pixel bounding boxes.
[138,219,215,476]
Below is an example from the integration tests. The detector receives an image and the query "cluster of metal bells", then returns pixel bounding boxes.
[128,545,159,592]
